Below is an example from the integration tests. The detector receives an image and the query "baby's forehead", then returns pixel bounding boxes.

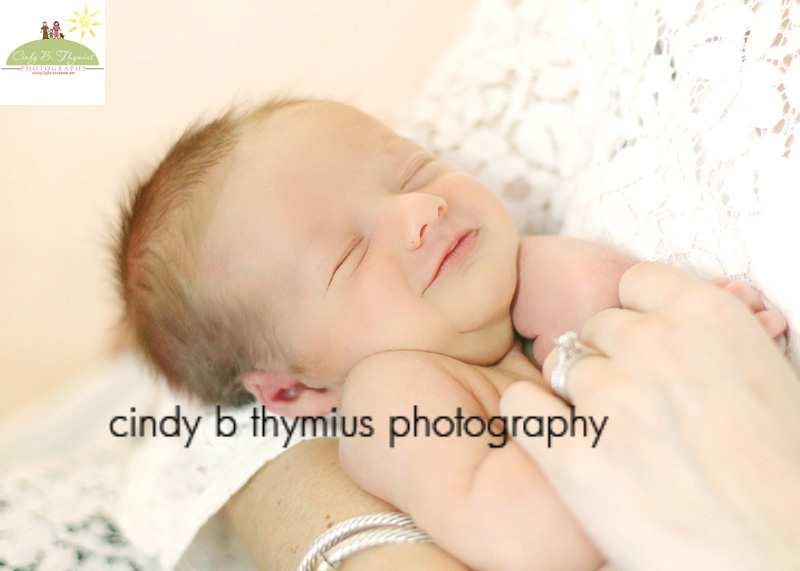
[209,102,414,231]
[224,104,425,199]
[207,101,430,254]
[242,102,416,159]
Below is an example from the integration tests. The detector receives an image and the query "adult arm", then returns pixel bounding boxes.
[502,262,800,571]
[225,437,469,570]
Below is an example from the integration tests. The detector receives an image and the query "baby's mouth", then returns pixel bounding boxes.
[425,229,479,291]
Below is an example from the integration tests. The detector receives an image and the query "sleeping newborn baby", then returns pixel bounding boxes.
[117,99,785,571]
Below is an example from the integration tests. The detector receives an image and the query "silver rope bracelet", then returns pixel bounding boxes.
[295,512,433,571]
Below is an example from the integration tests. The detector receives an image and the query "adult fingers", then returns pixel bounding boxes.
[500,381,570,461]
[579,307,651,361]
[617,262,703,313]
[542,344,630,411]
[540,343,608,401]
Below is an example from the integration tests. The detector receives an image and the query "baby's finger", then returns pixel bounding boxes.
[756,309,788,340]
[723,281,766,312]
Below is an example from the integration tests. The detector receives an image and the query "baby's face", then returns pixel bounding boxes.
[204,102,518,391]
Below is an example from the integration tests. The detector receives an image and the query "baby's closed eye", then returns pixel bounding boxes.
[329,236,367,287]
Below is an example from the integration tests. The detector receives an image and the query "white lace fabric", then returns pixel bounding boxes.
[83,0,800,567]
[0,443,156,570]
[0,354,161,570]
[561,0,800,366]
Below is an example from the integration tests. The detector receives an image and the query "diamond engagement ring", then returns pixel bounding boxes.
[550,332,603,400]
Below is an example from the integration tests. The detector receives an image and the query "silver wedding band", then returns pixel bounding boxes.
[550,332,603,400]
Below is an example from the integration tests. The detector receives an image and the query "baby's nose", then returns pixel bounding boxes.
[401,193,447,250]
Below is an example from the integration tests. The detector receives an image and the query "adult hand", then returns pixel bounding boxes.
[501,262,800,571]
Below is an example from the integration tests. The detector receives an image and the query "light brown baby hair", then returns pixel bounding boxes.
[116,98,306,406]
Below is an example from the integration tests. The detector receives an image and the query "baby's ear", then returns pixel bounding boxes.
[242,370,339,418]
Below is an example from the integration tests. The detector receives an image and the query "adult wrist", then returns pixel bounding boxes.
[296,512,433,571]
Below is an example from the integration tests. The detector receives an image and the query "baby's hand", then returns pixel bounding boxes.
[711,278,787,342]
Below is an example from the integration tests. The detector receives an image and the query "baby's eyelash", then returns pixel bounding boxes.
[351,240,368,274]
[328,237,364,289]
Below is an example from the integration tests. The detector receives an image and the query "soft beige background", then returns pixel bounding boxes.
[0,1,476,420]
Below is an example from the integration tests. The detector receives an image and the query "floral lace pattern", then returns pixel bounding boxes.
[0,444,157,570]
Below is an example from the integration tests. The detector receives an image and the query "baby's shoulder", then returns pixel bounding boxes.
[341,350,517,420]
[345,350,479,393]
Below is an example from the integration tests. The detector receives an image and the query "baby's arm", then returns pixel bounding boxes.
[338,351,603,571]
[513,237,786,361]
[513,236,636,365]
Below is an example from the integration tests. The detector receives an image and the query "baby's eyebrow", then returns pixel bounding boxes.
[327,236,363,291]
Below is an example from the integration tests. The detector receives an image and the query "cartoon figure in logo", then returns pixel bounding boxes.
[53,21,61,39]
[49,29,54,39]
[41,21,50,40]
[59,33,65,39]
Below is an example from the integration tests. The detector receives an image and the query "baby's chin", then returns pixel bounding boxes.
[448,316,516,366]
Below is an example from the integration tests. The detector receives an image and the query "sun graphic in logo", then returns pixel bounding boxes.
[66,2,103,41]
